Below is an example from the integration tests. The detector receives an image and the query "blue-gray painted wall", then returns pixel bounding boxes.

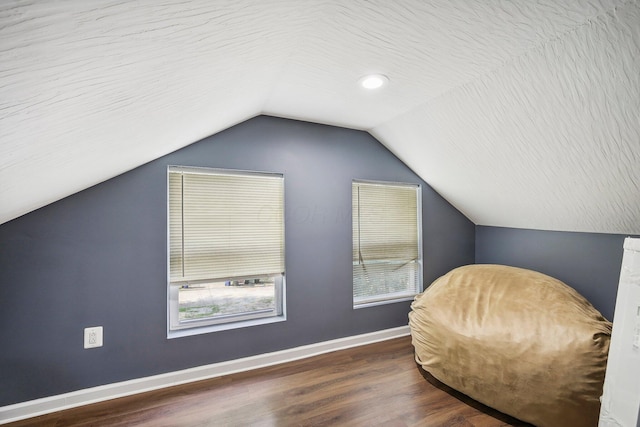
[475,226,634,321]
[0,116,475,406]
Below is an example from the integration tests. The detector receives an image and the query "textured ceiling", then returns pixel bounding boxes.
[1,0,639,233]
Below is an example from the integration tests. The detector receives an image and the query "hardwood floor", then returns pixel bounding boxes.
[6,336,530,426]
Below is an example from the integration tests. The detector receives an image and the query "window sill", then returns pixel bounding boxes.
[353,296,416,309]
[167,314,286,339]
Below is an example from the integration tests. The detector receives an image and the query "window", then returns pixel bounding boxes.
[352,180,422,307]
[168,166,285,335]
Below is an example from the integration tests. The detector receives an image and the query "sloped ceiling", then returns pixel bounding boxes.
[1,0,639,233]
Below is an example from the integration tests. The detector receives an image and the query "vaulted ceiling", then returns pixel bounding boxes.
[1,0,639,233]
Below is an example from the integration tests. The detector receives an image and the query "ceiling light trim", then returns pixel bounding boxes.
[359,74,389,90]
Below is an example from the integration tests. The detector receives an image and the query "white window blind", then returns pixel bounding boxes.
[352,181,421,306]
[169,167,284,284]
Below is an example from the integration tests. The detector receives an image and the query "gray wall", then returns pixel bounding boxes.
[475,226,634,320]
[0,116,475,406]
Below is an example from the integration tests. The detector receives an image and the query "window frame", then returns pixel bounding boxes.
[167,166,286,338]
[352,179,423,308]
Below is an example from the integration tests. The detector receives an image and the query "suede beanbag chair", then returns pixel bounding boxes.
[409,264,611,427]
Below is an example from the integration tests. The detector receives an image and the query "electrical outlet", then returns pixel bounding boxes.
[84,326,103,349]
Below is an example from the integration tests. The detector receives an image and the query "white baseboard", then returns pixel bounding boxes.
[0,326,410,424]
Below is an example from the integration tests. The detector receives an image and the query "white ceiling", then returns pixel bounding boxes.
[1,0,639,233]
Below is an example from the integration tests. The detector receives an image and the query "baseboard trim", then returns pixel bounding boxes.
[0,326,410,424]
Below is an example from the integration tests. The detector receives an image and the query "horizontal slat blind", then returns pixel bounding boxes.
[169,168,284,283]
[352,181,420,304]
[353,182,418,263]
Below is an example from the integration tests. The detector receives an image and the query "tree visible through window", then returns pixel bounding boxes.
[352,180,422,307]
[168,166,285,334]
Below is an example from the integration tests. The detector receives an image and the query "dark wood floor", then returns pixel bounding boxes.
[6,336,531,426]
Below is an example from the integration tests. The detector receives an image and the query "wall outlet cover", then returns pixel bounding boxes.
[84,326,103,349]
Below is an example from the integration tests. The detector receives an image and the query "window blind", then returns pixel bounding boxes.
[352,181,421,304]
[169,167,284,284]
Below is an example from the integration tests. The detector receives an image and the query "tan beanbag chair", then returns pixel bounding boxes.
[409,264,611,427]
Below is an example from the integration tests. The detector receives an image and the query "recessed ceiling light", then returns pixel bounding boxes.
[359,74,389,90]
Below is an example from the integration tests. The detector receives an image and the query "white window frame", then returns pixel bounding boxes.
[167,166,286,338]
[352,180,423,308]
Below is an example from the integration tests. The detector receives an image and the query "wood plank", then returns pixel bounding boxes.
[5,336,531,426]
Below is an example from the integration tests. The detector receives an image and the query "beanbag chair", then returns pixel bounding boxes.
[409,264,611,427]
